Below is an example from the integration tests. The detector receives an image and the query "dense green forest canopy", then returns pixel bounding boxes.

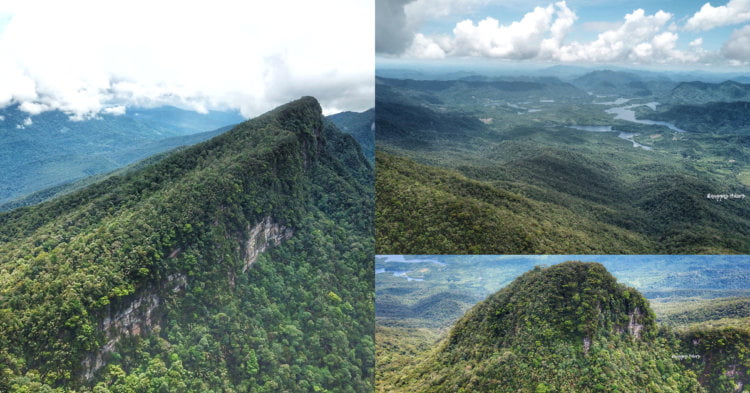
[0,97,374,393]
[0,106,373,212]
[375,73,750,254]
[376,258,750,393]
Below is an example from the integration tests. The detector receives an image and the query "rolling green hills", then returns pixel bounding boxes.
[376,151,653,254]
[0,97,374,392]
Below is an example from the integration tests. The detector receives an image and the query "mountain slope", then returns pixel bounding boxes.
[328,108,375,162]
[668,81,750,104]
[377,147,750,254]
[0,97,374,392]
[383,262,704,393]
[644,101,750,134]
[375,151,653,254]
[572,70,654,96]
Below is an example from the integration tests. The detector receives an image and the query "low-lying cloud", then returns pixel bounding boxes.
[0,0,374,120]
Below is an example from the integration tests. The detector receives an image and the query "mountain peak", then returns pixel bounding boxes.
[392,262,703,393]
[448,262,656,355]
[278,95,322,115]
[263,96,323,135]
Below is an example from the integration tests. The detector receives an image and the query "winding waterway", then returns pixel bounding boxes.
[568,125,652,150]
[605,102,687,133]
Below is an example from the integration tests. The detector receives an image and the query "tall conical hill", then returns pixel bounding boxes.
[447,262,656,359]
[388,262,703,393]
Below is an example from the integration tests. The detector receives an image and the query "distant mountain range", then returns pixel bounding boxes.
[327,108,374,161]
[376,64,750,85]
[0,104,244,205]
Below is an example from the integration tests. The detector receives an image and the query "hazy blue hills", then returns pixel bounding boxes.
[0,104,374,211]
[124,106,245,134]
[0,104,244,205]
[327,108,374,161]
[375,255,750,329]
[376,63,749,85]
[377,76,589,103]
[573,69,653,95]
[571,70,680,97]
[668,80,750,104]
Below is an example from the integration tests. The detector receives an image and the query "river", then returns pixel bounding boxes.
[605,103,687,133]
[568,125,652,150]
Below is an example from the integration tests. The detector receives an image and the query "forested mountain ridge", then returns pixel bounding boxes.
[0,108,375,212]
[0,96,374,392]
[644,101,750,134]
[669,80,750,104]
[379,262,724,393]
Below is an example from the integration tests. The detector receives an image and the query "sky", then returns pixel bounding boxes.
[0,0,374,120]
[376,0,750,69]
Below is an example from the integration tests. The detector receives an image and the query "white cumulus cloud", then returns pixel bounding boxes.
[403,4,703,65]
[0,0,374,119]
[721,25,750,62]
[553,9,681,63]
[404,33,448,59]
[685,0,750,31]
[406,2,574,59]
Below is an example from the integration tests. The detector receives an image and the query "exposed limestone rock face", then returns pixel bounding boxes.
[82,273,187,380]
[242,216,293,273]
[81,216,291,380]
[628,307,644,339]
